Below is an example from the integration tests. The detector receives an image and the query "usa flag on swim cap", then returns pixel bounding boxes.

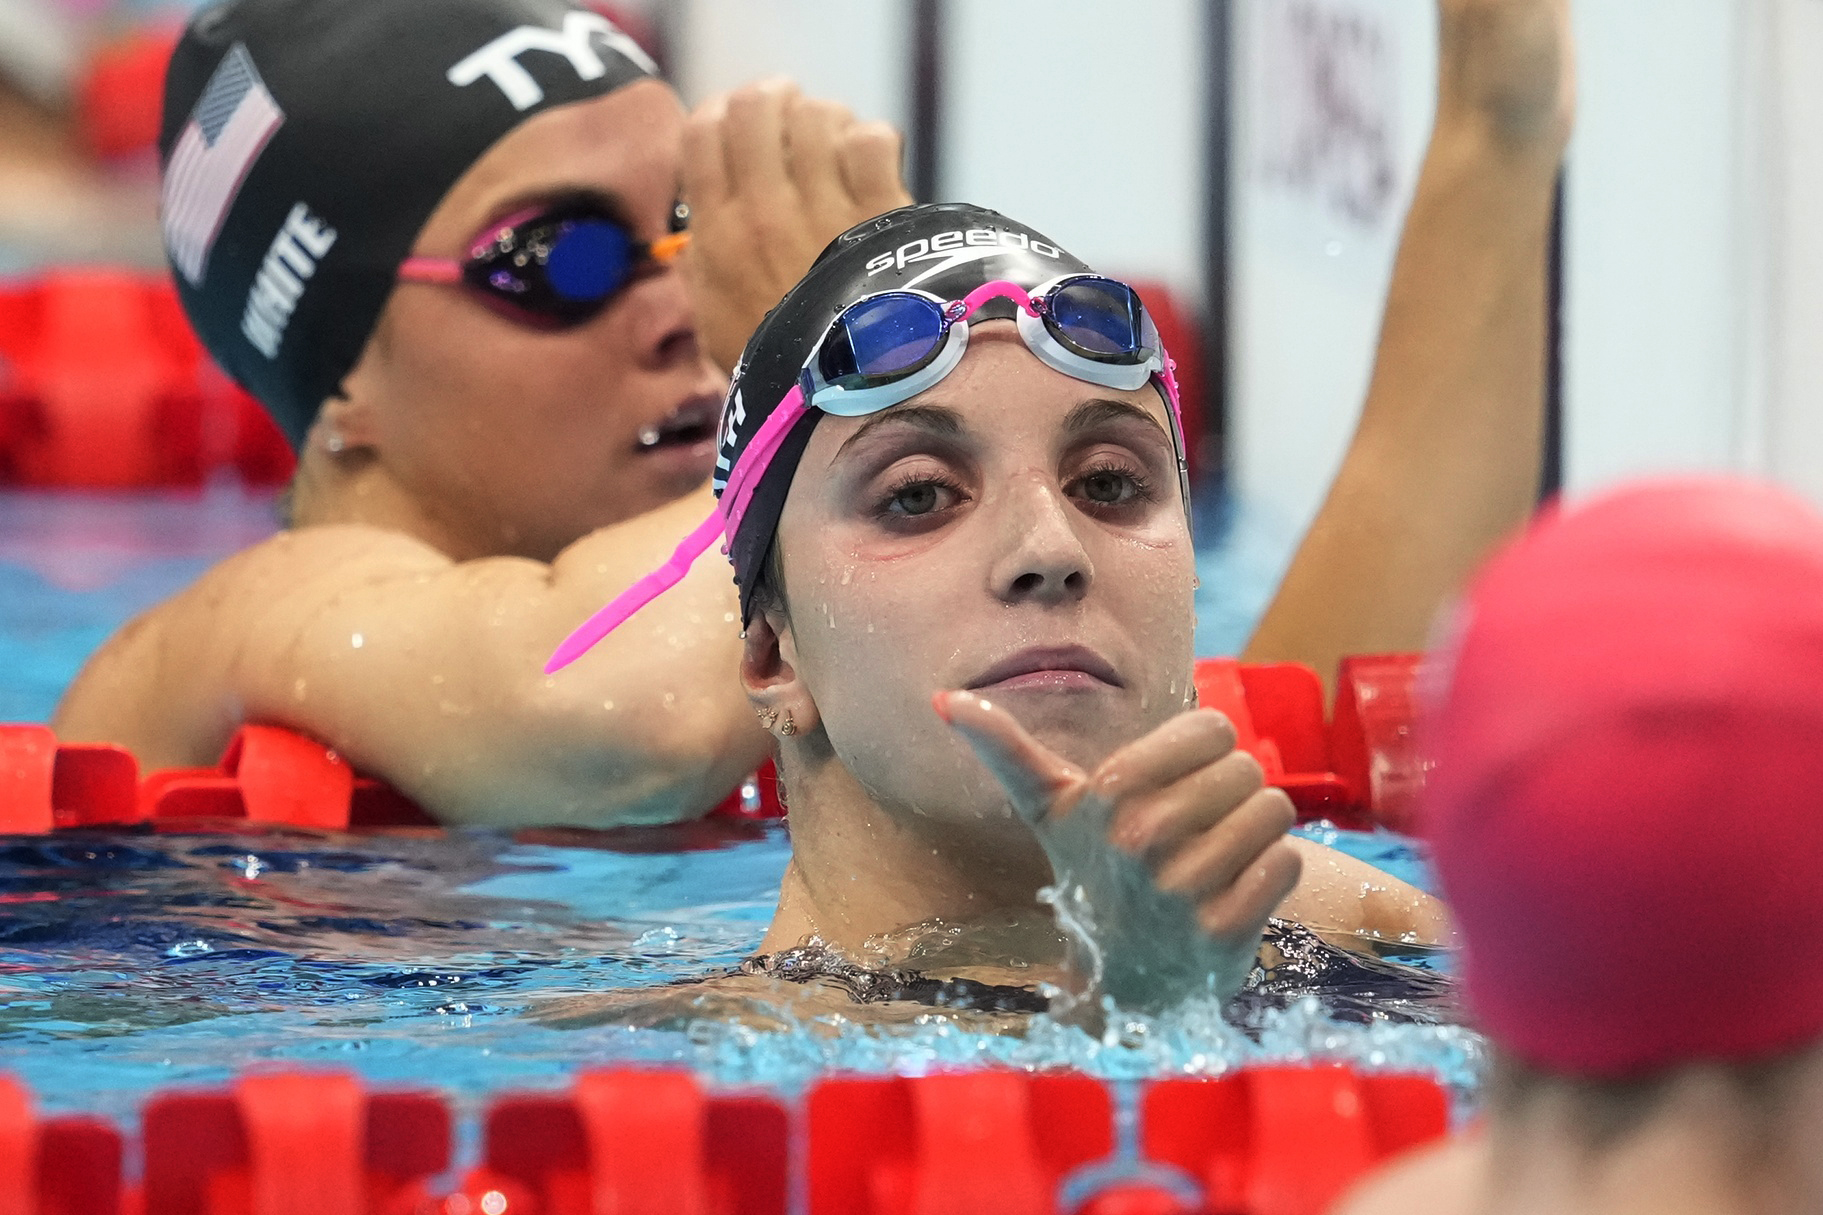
[160,43,285,287]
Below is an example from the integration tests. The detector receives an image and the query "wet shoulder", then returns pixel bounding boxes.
[53,525,451,765]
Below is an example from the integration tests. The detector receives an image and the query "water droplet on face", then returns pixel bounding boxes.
[351,633,364,649]
[637,425,663,448]
[840,567,853,585]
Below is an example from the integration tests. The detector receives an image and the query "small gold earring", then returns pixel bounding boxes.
[756,707,778,730]
[779,712,798,737]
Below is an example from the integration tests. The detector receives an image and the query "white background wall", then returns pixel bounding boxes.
[1228,0,1437,558]
[666,0,911,128]
[667,0,1209,310]
[667,0,1823,555]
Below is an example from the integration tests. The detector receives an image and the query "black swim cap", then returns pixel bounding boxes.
[718,202,1097,622]
[158,0,658,448]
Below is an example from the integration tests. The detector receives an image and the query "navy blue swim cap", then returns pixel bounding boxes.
[160,0,658,448]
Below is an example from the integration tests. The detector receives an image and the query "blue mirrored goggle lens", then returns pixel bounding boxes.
[818,294,948,387]
[1048,278,1147,360]
[543,220,637,302]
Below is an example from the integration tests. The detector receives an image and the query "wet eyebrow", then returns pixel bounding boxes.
[832,405,968,464]
[1063,398,1172,442]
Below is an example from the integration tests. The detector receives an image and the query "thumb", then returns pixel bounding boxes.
[935,690,1084,824]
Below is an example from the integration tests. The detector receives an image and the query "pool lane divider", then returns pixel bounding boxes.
[0,722,785,834]
[0,1063,1448,1215]
[0,654,1420,838]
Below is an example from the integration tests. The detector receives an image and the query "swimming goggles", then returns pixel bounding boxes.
[546,274,1186,672]
[397,200,689,328]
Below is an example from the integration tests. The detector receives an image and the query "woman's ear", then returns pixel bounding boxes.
[741,607,821,740]
[313,377,382,455]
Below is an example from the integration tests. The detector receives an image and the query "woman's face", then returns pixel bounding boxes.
[769,321,1198,819]
[348,80,726,561]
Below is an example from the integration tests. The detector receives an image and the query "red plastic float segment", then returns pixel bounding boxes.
[141,1070,449,1215]
[1192,656,1427,829]
[0,272,293,489]
[51,743,142,827]
[222,726,355,829]
[1329,655,1426,834]
[709,759,787,821]
[1,726,144,830]
[1141,1067,1449,1215]
[1235,663,1329,775]
[0,1075,33,1215]
[78,27,182,160]
[142,725,437,830]
[0,725,56,834]
[1192,659,1285,780]
[807,1071,1114,1215]
[484,1068,789,1215]
[0,1074,125,1215]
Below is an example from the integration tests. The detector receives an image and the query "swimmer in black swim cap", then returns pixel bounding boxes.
[554,202,1450,1009]
[55,0,914,824]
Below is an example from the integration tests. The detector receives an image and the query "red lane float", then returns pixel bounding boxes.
[808,1071,1115,1215]
[142,1071,450,1215]
[484,1069,788,1215]
[1193,654,1424,829]
[0,722,780,833]
[0,652,1416,835]
[1142,1066,1450,1215]
[0,271,293,489]
[0,1065,1452,1214]
[78,28,182,162]
[0,1074,124,1215]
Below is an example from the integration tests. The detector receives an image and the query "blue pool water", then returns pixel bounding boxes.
[0,490,1482,1121]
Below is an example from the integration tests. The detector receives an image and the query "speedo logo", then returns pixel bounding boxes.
[865,228,1064,277]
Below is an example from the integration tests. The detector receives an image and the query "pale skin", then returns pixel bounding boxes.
[742,328,1445,1003]
[1334,1048,1823,1215]
[57,0,1569,826]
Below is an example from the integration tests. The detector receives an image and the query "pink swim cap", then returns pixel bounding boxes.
[1422,477,1823,1077]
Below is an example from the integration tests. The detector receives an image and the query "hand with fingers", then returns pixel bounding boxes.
[681,78,915,373]
[937,691,1303,1012]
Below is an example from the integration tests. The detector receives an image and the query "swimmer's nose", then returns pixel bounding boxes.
[621,264,709,374]
[990,476,1093,606]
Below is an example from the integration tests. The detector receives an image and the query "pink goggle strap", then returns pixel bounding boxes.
[396,257,463,285]
[545,387,812,673]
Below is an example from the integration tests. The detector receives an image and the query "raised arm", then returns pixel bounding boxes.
[1243,0,1573,687]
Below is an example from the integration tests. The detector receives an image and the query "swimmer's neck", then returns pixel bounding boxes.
[759,754,1062,965]
[1478,1070,1807,1215]
[287,438,709,564]
[287,445,485,557]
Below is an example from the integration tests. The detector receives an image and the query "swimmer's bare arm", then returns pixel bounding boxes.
[58,487,767,826]
[1244,0,1573,688]
[1280,837,1452,950]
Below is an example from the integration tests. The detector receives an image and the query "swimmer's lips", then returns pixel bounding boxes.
[966,646,1125,694]
[634,395,721,455]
